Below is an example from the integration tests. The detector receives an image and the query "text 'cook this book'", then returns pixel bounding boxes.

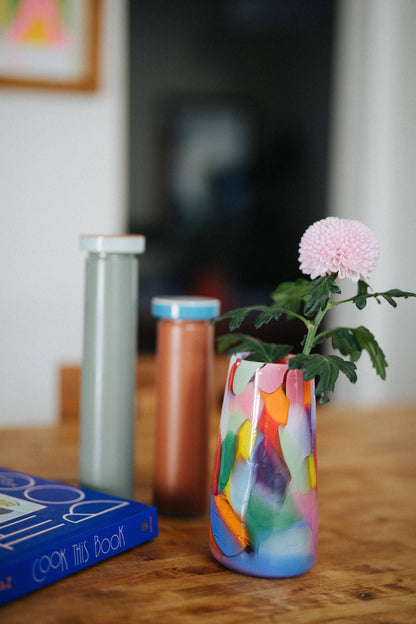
[0,467,158,605]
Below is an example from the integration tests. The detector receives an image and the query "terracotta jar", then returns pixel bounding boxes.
[152,296,220,516]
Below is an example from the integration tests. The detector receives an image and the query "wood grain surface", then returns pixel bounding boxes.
[1,355,415,623]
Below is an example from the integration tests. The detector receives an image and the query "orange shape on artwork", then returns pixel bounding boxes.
[24,17,49,43]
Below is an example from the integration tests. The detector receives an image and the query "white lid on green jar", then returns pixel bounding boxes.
[152,296,220,320]
[80,235,146,254]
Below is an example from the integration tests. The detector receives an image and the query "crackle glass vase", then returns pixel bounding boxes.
[209,354,318,577]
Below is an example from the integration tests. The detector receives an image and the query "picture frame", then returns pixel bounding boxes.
[0,0,101,92]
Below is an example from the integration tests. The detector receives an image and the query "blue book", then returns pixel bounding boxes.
[0,467,158,605]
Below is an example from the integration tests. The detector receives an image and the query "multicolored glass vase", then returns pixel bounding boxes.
[209,354,318,577]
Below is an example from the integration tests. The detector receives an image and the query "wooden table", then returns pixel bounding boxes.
[1,356,415,623]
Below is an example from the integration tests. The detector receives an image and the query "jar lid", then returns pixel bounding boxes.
[80,235,146,254]
[152,296,221,320]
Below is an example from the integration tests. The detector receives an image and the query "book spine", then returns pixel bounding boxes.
[0,507,158,606]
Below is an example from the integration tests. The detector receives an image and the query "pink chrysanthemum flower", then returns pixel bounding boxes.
[299,217,379,282]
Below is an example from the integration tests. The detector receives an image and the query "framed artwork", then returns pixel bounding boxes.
[0,0,101,91]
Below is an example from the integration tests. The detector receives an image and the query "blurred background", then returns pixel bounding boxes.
[1,0,415,426]
[129,0,334,353]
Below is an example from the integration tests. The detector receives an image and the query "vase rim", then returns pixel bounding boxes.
[231,352,296,368]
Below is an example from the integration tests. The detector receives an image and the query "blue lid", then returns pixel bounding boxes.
[152,296,221,320]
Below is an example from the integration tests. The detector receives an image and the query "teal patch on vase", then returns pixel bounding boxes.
[218,431,238,492]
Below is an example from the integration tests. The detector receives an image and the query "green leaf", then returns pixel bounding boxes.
[351,326,388,380]
[328,327,362,362]
[213,307,262,331]
[303,275,341,317]
[288,353,357,404]
[216,333,244,352]
[381,288,416,298]
[379,289,416,307]
[246,343,293,363]
[270,279,312,314]
[352,280,370,310]
[254,306,283,329]
[351,286,416,309]
[216,333,292,363]
[380,294,397,307]
[327,325,388,380]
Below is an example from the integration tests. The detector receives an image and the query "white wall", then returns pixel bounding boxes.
[0,0,127,426]
[328,0,416,404]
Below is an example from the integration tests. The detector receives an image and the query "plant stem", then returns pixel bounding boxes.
[302,305,330,355]
[331,296,356,307]
[271,306,311,329]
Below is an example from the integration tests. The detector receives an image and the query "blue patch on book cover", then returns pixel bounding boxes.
[0,468,158,605]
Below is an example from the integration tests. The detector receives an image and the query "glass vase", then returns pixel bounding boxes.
[209,354,318,577]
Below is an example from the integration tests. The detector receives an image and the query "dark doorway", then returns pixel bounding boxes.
[128,0,336,351]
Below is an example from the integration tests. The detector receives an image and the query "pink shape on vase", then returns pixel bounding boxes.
[228,381,264,427]
[292,490,319,554]
[285,368,305,405]
[257,363,287,393]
